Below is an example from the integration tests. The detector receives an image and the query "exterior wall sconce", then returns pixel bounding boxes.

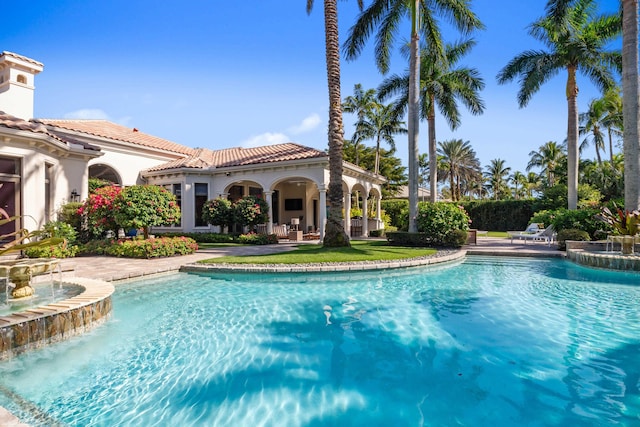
[70,189,80,202]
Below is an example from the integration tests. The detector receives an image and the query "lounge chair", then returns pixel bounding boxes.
[509,224,556,246]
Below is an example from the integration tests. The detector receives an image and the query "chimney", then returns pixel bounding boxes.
[0,51,44,120]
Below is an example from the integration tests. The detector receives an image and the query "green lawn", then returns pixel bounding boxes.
[198,240,437,264]
[485,231,509,238]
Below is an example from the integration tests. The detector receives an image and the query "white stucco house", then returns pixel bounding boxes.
[0,51,385,241]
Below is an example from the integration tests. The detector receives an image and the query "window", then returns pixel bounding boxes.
[194,183,208,227]
[45,163,53,222]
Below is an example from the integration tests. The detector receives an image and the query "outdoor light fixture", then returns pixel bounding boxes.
[70,189,80,202]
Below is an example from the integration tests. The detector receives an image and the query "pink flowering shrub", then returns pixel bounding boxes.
[77,185,123,238]
[112,185,181,238]
[234,196,269,228]
[82,236,198,258]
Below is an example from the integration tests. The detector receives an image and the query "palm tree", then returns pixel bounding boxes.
[344,0,482,231]
[378,38,485,204]
[437,139,481,201]
[342,84,378,167]
[511,171,528,199]
[485,159,512,200]
[526,172,543,198]
[527,141,566,187]
[622,0,639,211]
[365,103,407,175]
[497,0,621,210]
[546,0,637,211]
[579,98,607,165]
[307,0,363,247]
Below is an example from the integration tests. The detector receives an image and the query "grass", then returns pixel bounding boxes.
[198,240,437,265]
[486,231,509,238]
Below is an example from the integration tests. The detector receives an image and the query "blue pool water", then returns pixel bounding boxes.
[1,256,639,426]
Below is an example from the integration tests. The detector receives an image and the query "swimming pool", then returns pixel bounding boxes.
[1,256,639,426]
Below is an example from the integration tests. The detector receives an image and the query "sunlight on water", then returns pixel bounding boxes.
[0,256,639,426]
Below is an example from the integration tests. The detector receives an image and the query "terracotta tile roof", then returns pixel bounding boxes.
[34,119,195,156]
[0,51,44,69]
[146,143,327,172]
[0,111,99,151]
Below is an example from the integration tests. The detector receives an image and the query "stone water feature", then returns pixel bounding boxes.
[566,240,640,272]
[0,258,61,300]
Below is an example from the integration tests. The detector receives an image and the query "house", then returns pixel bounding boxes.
[0,51,385,241]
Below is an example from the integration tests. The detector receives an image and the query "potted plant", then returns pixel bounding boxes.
[596,204,640,254]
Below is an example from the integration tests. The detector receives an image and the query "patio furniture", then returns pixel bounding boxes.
[508,225,556,246]
[273,225,289,239]
[350,218,362,237]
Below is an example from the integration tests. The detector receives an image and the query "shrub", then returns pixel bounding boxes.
[531,208,606,239]
[369,229,385,238]
[443,229,468,248]
[202,198,234,230]
[157,232,236,243]
[78,185,122,239]
[415,202,470,245]
[58,202,83,236]
[380,199,409,230]
[81,237,198,258]
[234,196,269,229]
[459,200,535,231]
[112,185,181,238]
[556,229,590,251]
[534,184,603,211]
[238,232,278,245]
[24,221,79,259]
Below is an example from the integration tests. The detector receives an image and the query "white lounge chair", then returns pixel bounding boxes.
[509,224,556,246]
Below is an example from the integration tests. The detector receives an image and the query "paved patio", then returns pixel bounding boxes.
[54,236,563,284]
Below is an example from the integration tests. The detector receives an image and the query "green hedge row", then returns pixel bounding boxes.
[81,236,198,258]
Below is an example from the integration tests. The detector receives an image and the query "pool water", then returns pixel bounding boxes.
[1,256,639,426]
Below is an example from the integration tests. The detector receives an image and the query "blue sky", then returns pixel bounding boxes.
[2,0,621,173]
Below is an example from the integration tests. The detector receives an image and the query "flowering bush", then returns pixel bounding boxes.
[111,185,181,238]
[78,185,122,238]
[24,221,79,258]
[202,198,234,229]
[415,203,470,244]
[234,196,269,228]
[81,236,198,258]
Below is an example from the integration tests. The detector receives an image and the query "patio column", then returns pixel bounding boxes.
[376,195,382,229]
[344,191,351,236]
[318,185,327,239]
[362,194,368,237]
[264,191,273,234]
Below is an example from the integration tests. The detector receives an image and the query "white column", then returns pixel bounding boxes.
[264,191,273,234]
[345,191,351,236]
[376,196,382,230]
[362,194,368,237]
[318,186,327,240]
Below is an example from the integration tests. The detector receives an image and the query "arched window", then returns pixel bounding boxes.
[16,74,27,84]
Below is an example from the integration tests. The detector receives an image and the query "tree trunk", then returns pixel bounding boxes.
[407,0,421,232]
[623,0,640,211]
[566,66,579,210]
[374,134,381,175]
[322,0,350,247]
[428,97,437,203]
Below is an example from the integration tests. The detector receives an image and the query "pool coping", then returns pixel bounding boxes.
[179,249,467,274]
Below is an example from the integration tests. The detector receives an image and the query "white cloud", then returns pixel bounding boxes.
[64,108,111,120]
[287,113,321,135]
[241,132,290,148]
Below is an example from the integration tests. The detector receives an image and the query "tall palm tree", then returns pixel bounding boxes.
[598,87,624,164]
[579,98,607,165]
[526,172,543,198]
[622,0,639,210]
[497,0,621,210]
[307,0,363,247]
[364,103,407,175]
[511,171,528,199]
[527,141,566,187]
[378,38,485,204]
[437,139,481,201]
[485,159,512,200]
[546,0,637,211]
[344,0,482,231]
[342,84,378,166]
